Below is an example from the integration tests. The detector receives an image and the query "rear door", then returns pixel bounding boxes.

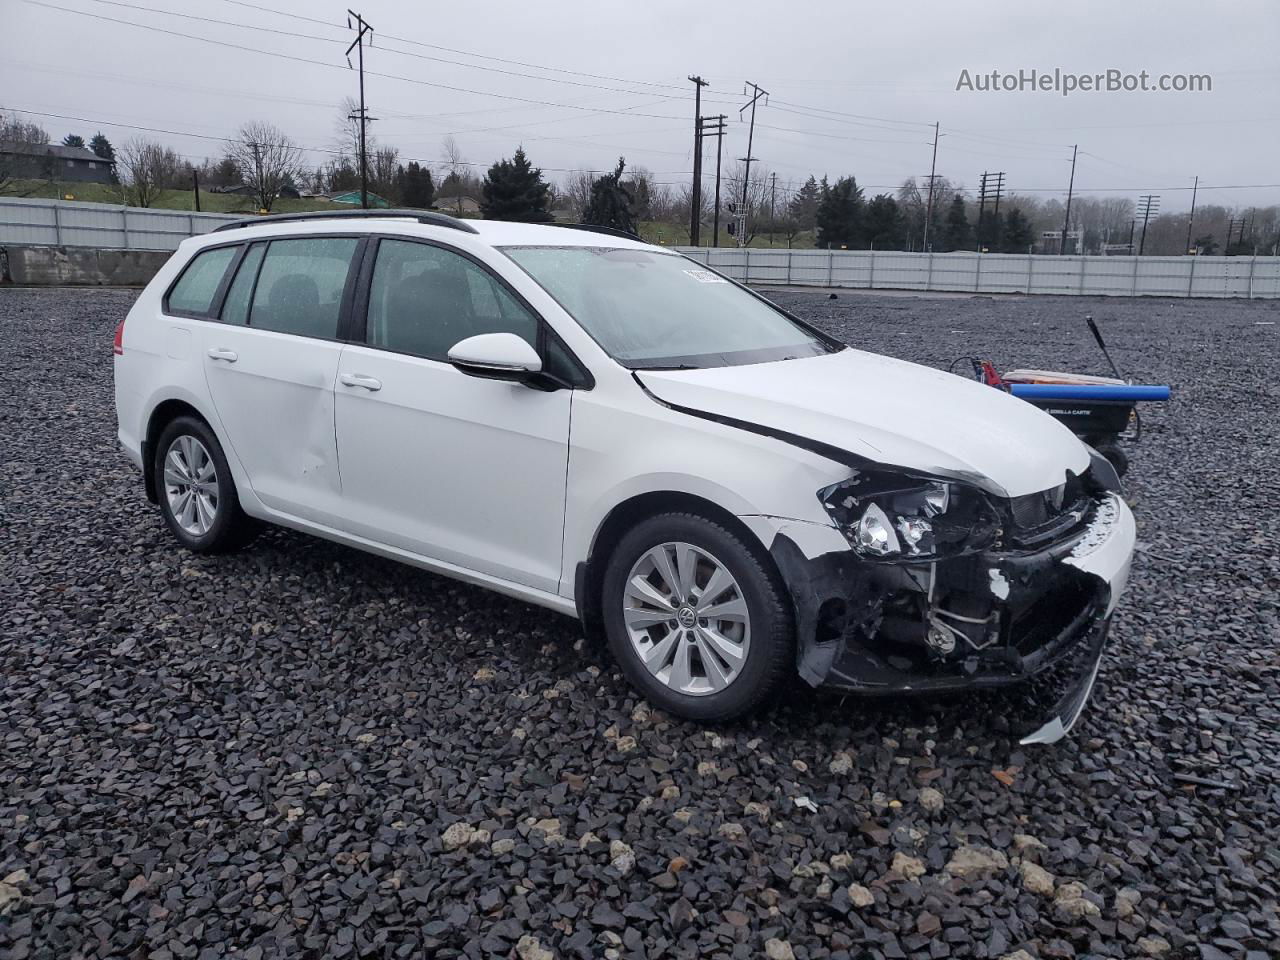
[199,235,363,525]
[332,237,574,593]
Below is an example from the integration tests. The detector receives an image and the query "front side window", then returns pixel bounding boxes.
[366,239,537,360]
[249,237,359,339]
[502,246,836,369]
[166,245,238,317]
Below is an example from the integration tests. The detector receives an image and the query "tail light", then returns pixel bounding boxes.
[112,317,125,355]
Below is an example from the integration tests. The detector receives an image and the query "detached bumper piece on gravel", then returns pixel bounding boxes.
[771,482,1135,745]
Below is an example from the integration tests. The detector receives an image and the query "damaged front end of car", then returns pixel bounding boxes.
[769,450,1132,745]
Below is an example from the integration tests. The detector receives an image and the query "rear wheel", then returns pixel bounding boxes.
[601,512,794,721]
[154,416,254,553]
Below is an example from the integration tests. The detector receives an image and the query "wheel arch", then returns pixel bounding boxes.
[142,397,215,504]
[574,489,780,638]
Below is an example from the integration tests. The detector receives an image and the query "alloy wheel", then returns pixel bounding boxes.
[621,541,751,696]
[163,435,219,537]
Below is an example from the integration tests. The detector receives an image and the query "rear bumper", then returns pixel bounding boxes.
[768,494,1135,706]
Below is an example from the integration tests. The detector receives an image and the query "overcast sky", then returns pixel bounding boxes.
[5,0,1279,211]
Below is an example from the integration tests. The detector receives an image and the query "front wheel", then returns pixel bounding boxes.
[601,513,794,722]
[154,415,255,553]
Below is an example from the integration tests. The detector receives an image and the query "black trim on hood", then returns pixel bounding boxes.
[632,372,876,471]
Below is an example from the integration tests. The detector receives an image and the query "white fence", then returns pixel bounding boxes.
[677,246,1280,299]
[0,197,239,251]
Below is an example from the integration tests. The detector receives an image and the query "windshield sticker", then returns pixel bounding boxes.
[683,268,728,283]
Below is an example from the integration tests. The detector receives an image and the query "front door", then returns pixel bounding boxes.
[333,238,571,594]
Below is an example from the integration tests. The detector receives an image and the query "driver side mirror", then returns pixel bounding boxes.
[447,333,543,384]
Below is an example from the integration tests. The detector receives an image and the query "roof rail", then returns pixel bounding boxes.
[548,222,642,241]
[213,208,479,234]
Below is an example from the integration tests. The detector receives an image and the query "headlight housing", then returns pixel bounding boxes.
[819,470,1001,561]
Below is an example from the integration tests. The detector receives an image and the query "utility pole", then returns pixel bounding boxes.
[975,173,988,252]
[1226,216,1244,253]
[769,171,777,246]
[346,10,375,210]
[990,171,1005,250]
[922,121,939,251]
[975,172,1003,252]
[738,81,769,245]
[699,114,727,246]
[688,75,709,245]
[1060,144,1078,255]
[192,167,200,213]
[1136,194,1160,256]
[1184,175,1198,254]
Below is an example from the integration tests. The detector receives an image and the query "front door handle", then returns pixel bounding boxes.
[206,347,238,362]
[340,372,383,392]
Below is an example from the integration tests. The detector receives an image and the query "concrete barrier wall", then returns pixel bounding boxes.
[1,244,172,286]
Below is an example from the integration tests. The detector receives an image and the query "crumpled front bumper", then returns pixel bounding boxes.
[757,493,1136,744]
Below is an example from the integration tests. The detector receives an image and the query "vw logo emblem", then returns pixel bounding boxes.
[677,606,697,628]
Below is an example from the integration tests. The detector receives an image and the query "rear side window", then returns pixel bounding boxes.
[166,246,237,316]
[249,237,359,339]
[219,243,265,326]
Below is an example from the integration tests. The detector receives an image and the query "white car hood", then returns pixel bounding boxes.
[637,348,1091,498]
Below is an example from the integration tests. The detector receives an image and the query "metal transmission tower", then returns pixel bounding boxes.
[975,171,1004,252]
[1226,216,1245,252]
[346,10,375,210]
[698,114,727,246]
[922,122,940,251]
[1136,194,1160,255]
[737,81,769,247]
[687,75,709,245]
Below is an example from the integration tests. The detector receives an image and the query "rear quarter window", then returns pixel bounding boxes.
[165,245,239,317]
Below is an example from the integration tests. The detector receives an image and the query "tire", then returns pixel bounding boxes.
[153,415,255,553]
[601,512,794,722]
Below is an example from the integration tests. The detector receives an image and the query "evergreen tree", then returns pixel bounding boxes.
[582,157,638,235]
[89,131,117,182]
[481,147,552,222]
[787,175,821,230]
[62,134,85,149]
[941,194,971,252]
[815,176,862,248]
[88,132,114,162]
[1001,208,1033,252]
[861,194,904,249]
[396,161,435,209]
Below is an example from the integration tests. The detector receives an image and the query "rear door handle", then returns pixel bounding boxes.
[206,347,238,362]
[340,372,383,392]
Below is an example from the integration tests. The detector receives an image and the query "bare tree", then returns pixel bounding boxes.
[117,137,182,207]
[225,121,303,212]
[0,110,51,195]
[439,136,468,214]
[369,145,400,203]
[563,170,594,218]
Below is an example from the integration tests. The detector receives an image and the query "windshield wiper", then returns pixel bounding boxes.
[631,363,701,371]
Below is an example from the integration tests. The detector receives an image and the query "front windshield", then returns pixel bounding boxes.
[502,246,836,369]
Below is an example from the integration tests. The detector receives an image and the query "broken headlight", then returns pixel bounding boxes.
[819,471,1001,561]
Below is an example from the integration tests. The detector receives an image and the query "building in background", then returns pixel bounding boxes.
[0,143,115,184]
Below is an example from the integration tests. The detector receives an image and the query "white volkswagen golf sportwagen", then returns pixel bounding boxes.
[114,210,1135,741]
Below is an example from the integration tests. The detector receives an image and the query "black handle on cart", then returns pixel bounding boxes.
[1084,315,1142,442]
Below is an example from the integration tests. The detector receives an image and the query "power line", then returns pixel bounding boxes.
[23,1,691,123]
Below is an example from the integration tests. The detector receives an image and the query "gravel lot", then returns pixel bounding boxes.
[2,286,1278,960]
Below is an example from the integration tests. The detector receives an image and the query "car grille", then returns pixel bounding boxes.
[1004,472,1092,548]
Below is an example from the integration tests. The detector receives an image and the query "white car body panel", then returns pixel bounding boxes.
[637,349,1092,499]
[333,343,571,594]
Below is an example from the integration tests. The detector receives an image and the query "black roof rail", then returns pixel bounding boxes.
[548,222,642,241]
[213,208,479,234]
